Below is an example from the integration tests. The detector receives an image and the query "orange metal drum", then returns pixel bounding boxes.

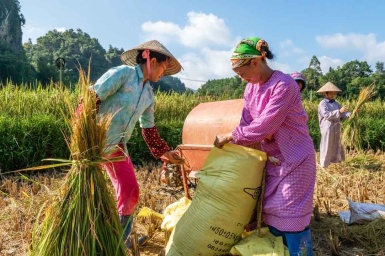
[178,99,245,172]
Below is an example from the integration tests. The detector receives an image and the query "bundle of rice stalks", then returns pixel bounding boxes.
[342,84,376,151]
[29,69,127,256]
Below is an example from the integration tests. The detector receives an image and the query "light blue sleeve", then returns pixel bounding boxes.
[139,102,155,128]
[91,65,131,101]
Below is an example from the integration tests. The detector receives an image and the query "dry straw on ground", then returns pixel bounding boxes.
[0,151,385,255]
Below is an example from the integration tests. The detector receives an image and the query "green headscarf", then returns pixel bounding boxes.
[231,37,269,68]
[231,37,263,59]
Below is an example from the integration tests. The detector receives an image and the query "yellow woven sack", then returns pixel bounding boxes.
[230,227,289,256]
[166,144,267,256]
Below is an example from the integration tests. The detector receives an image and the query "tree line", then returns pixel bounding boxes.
[198,56,385,100]
[1,0,385,98]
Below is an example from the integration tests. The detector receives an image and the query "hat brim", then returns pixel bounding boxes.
[317,88,342,94]
[317,82,342,94]
[120,40,182,76]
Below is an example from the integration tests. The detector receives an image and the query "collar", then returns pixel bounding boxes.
[325,98,335,103]
[135,64,143,80]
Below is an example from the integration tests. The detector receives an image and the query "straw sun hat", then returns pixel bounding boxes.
[317,82,342,93]
[120,40,182,76]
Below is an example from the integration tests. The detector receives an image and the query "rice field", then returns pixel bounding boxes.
[0,83,385,255]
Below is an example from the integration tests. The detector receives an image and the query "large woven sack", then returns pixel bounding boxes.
[166,144,267,256]
[230,227,289,255]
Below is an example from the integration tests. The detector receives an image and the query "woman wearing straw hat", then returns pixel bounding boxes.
[214,37,316,255]
[291,71,306,92]
[317,82,351,168]
[86,40,184,247]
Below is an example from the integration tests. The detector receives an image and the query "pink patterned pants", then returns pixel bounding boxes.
[104,148,139,215]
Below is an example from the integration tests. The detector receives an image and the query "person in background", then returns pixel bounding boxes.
[80,40,184,248]
[291,71,306,93]
[214,36,316,255]
[317,81,351,168]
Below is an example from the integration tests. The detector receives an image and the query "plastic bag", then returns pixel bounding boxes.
[338,198,385,224]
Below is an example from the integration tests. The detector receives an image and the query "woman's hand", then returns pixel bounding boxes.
[339,105,349,113]
[214,133,233,148]
[162,150,184,164]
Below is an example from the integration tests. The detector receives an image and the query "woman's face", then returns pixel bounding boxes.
[232,58,262,83]
[325,91,337,99]
[149,59,169,82]
[296,80,304,91]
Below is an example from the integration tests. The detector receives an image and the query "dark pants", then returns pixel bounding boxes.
[120,215,133,241]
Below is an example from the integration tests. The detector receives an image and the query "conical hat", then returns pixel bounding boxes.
[120,40,182,76]
[317,82,342,93]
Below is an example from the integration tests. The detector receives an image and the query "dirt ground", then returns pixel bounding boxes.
[0,151,385,255]
[131,152,385,256]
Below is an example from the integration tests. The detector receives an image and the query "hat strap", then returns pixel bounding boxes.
[142,50,151,77]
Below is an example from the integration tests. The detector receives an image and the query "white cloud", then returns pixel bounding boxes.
[22,25,66,43]
[175,47,234,90]
[22,24,46,43]
[315,33,385,63]
[279,39,304,57]
[318,56,345,74]
[141,21,181,43]
[141,13,312,89]
[140,12,237,89]
[141,12,232,48]
[179,12,232,48]
[55,27,66,33]
[269,61,292,74]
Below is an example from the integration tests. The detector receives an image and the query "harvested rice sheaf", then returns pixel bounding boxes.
[342,84,376,151]
[29,69,127,256]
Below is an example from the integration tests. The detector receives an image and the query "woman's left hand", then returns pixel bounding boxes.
[214,133,233,148]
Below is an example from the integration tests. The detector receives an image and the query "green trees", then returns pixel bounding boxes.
[301,55,323,92]
[317,60,375,97]
[152,76,188,93]
[23,29,188,92]
[0,0,35,84]
[197,76,246,98]
[24,29,114,87]
[197,58,385,100]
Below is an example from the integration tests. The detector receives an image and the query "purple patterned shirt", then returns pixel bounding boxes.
[232,70,316,232]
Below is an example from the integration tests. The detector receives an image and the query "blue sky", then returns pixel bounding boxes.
[20,0,385,89]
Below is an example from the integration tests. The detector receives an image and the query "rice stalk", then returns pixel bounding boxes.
[342,84,375,151]
[29,68,127,256]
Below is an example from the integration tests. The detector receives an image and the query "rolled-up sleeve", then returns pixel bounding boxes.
[139,102,155,128]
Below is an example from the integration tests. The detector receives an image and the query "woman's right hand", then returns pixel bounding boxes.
[214,133,233,148]
[339,105,349,113]
[162,151,184,164]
